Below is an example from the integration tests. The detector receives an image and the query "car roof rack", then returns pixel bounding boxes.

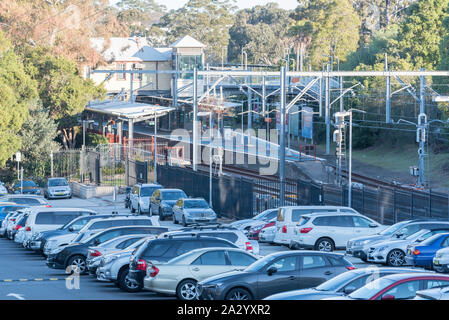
[161,232,223,239]
[180,224,238,231]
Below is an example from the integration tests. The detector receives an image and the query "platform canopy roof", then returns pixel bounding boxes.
[85,100,175,122]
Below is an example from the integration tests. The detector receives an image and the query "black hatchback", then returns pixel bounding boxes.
[198,250,355,300]
[126,235,239,292]
[46,226,168,274]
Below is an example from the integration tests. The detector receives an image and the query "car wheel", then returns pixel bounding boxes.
[225,288,252,300]
[387,249,405,267]
[67,255,87,275]
[314,238,335,252]
[176,279,198,300]
[118,268,142,293]
[182,215,187,227]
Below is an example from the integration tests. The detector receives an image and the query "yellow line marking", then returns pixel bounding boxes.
[19,279,28,282]
[34,278,43,281]
[3,279,13,282]
[49,278,59,281]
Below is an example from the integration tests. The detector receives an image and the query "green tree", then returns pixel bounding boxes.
[0,31,38,167]
[21,46,106,149]
[227,3,293,66]
[398,0,449,70]
[116,0,167,37]
[19,104,60,178]
[158,0,237,62]
[291,0,361,68]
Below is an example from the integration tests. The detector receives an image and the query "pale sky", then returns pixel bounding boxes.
[110,0,298,11]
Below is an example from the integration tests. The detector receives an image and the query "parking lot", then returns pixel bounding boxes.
[0,195,372,300]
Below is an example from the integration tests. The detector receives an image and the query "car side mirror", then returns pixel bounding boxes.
[381,294,395,300]
[416,238,424,243]
[267,266,277,276]
[395,233,403,239]
[343,286,356,295]
[94,239,100,245]
[369,223,378,228]
[68,226,74,232]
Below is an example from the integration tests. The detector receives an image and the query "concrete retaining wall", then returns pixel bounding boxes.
[71,182,115,199]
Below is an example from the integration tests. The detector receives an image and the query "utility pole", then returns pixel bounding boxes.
[279,66,286,206]
[386,54,391,123]
[193,68,198,171]
[325,64,330,155]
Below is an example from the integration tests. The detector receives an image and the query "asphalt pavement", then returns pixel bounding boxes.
[0,195,370,300]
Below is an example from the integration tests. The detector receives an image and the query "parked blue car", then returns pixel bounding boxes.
[405,233,449,269]
[0,203,28,223]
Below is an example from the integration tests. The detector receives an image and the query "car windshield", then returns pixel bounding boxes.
[315,271,360,292]
[420,233,449,246]
[378,221,409,235]
[48,179,68,187]
[253,210,273,220]
[348,278,395,300]
[162,191,186,200]
[140,187,158,197]
[405,230,428,240]
[184,200,209,209]
[245,255,277,272]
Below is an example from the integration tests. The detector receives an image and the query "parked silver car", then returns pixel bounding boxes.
[44,177,72,199]
[96,237,153,291]
[172,198,217,226]
[86,234,151,274]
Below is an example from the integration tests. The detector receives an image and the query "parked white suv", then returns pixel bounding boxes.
[289,211,384,252]
[43,215,159,255]
[273,206,366,246]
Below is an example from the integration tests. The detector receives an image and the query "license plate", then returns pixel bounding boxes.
[434,260,439,265]
[57,192,64,195]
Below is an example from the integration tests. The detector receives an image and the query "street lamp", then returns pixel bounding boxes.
[334,108,366,207]
[198,111,213,207]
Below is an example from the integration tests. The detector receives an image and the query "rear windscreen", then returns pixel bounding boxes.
[35,212,81,225]
[201,232,238,243]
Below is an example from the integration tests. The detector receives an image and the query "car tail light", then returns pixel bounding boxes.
[90,250,101,257]
[282,225,287,233]
[14,225,22,231]
[137,259,147,271]
[346,266,356,270]
[11,219,16,222]
[263,222,275,229]
[245,241,253,252]
[45,205,52,208]
[300,227,313,233]
[25,226,31,232]
[148,265,159,277]
[413,249,421,255]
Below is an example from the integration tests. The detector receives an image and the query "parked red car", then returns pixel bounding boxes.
[248,218,276,240]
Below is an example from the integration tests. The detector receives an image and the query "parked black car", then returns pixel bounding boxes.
[46,226,168,274]
[126,234,239,292]
[263,267,428,300]
[198,251,355,300]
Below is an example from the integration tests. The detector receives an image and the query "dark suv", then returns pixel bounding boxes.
[126,235,239,292]
[46,226,168,274]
